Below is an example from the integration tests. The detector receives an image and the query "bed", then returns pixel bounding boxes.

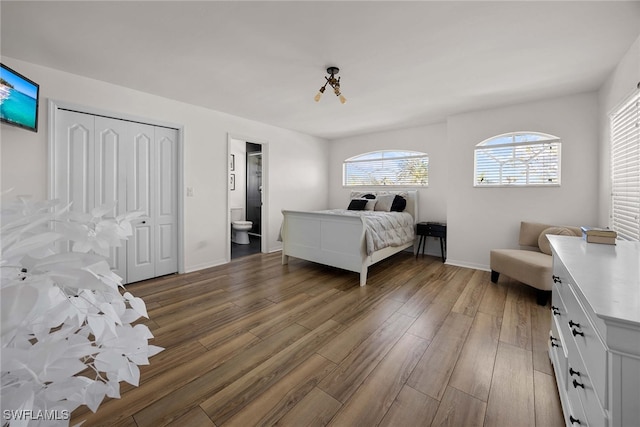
[280,190,418,286]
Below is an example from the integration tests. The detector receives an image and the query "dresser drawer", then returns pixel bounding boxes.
[562,284,607,407]
[417,222,446,238]
[550,286,568,387]
[566,381,589,427]
[567,344,608,427]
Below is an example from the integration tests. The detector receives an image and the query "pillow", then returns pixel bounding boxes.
[347,198,368,211]
[390,195,407,212]
[374,194,396,212]
[538,226,574,255]
[362,194,376,199]
[363,198,377,211]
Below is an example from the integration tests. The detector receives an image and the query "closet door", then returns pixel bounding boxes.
[154,127,179,277]
[52,107,179,284]
[94,116,128,280]
[53,110,95,214]
[126,123,156,283]
[52,110,95,252]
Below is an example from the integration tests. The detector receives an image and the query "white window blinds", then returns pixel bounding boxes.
[343,151,428,187]
[474,132,561,187]
[611,90,640,241]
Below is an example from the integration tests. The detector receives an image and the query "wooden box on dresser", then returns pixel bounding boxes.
[547,235,640,427]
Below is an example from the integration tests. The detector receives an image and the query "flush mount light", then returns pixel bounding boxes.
[314,66,346,104]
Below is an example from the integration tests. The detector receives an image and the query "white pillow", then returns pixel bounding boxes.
[374,194,395,212]
[363,198,377,211]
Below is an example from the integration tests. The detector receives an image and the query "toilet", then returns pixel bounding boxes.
[230,207,252,245]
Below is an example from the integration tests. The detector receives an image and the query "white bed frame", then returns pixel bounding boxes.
[280,191,418,286]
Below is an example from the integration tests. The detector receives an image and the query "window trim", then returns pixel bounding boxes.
[474,131,561,188]
[342,150,429,188]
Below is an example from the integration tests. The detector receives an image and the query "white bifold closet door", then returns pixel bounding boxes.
[52,109,178,284]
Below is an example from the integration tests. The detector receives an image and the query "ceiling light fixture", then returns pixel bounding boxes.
[314,66,346,104]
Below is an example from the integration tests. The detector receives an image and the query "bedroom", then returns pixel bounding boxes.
[1,1,639,426]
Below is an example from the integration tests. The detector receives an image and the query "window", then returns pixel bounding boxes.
[610,90,640,241]
[474,132,561,187]
[343,150,428,187]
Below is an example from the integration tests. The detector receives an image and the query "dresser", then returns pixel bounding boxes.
[548,236,640,427]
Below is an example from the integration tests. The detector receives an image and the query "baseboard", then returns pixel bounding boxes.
[184,258,227,273]
[444,258,490,272]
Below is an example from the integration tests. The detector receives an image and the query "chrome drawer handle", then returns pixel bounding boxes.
[552,275,561,283]
[570,415,582,425]
[569,367,581,377]
[572,379,585,389]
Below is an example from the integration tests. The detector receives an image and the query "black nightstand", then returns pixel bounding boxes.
[416,222,447,262]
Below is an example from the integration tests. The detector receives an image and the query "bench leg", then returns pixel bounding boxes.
[490,270,499,283]
[536,290,550,306]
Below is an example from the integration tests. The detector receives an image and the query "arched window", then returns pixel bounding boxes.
[474,132,561,187]
[343,150,429,187]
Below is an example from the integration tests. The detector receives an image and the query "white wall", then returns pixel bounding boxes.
[597,34,640,226]
[328,93,600,270]
[328,122,448,257]
[0,57,330,273]
[229,138,247,215]
[446,92,600,270]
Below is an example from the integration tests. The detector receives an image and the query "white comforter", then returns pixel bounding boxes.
[320,209,415,255]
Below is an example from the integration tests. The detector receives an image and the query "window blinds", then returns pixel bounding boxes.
[343,151,428,186]
[611,90,640,241]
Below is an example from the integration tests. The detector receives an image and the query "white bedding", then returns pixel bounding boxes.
[319,209,415,255]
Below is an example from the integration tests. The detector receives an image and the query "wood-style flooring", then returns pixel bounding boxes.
[72,251,564,427]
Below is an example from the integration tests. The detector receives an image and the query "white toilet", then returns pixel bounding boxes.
[231,207,252,245]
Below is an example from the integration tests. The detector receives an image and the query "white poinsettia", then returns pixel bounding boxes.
[0,196,163,427]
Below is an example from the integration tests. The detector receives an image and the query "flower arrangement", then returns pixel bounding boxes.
[1,196,162,426]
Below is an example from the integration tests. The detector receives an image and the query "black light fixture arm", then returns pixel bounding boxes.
[314,66,346,104]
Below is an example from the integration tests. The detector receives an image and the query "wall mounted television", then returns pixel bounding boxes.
[0,63,40,132]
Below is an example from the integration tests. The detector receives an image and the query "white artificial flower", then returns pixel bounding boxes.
[0,196,162,426]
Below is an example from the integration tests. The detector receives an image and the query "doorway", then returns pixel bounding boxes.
[228,136,266,260]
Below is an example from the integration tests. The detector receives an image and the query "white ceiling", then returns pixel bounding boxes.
[2,1,639,139]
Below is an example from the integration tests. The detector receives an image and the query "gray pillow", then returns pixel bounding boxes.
[374,194,396,212]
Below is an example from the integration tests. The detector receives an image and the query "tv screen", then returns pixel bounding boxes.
[0,63,40,132]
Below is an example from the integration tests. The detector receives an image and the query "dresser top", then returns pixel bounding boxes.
[549,235,640,326]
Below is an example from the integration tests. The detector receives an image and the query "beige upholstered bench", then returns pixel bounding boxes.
[490,221,581,305]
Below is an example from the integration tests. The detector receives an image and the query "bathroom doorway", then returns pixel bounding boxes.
[228,136,265,260]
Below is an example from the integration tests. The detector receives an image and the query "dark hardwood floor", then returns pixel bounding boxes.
[72,251,564,427]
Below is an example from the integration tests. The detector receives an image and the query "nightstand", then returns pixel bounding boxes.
[416,222,447,262]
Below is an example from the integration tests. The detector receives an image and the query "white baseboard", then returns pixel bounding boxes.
[184,258,227,273]
[445,258,490,272]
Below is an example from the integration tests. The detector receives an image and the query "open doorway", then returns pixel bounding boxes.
[228,135,266,261]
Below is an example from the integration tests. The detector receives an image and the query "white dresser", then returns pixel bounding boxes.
[548,236,640,427]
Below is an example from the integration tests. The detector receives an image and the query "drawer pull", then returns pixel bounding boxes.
[550,336,559,348]
[552,275,561,283]
[568,320,580,328]
[571,328,584,337]
[569,367,581,377]
[570,415,582,425]
[551,306,560,316]
[572,379,585,389]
